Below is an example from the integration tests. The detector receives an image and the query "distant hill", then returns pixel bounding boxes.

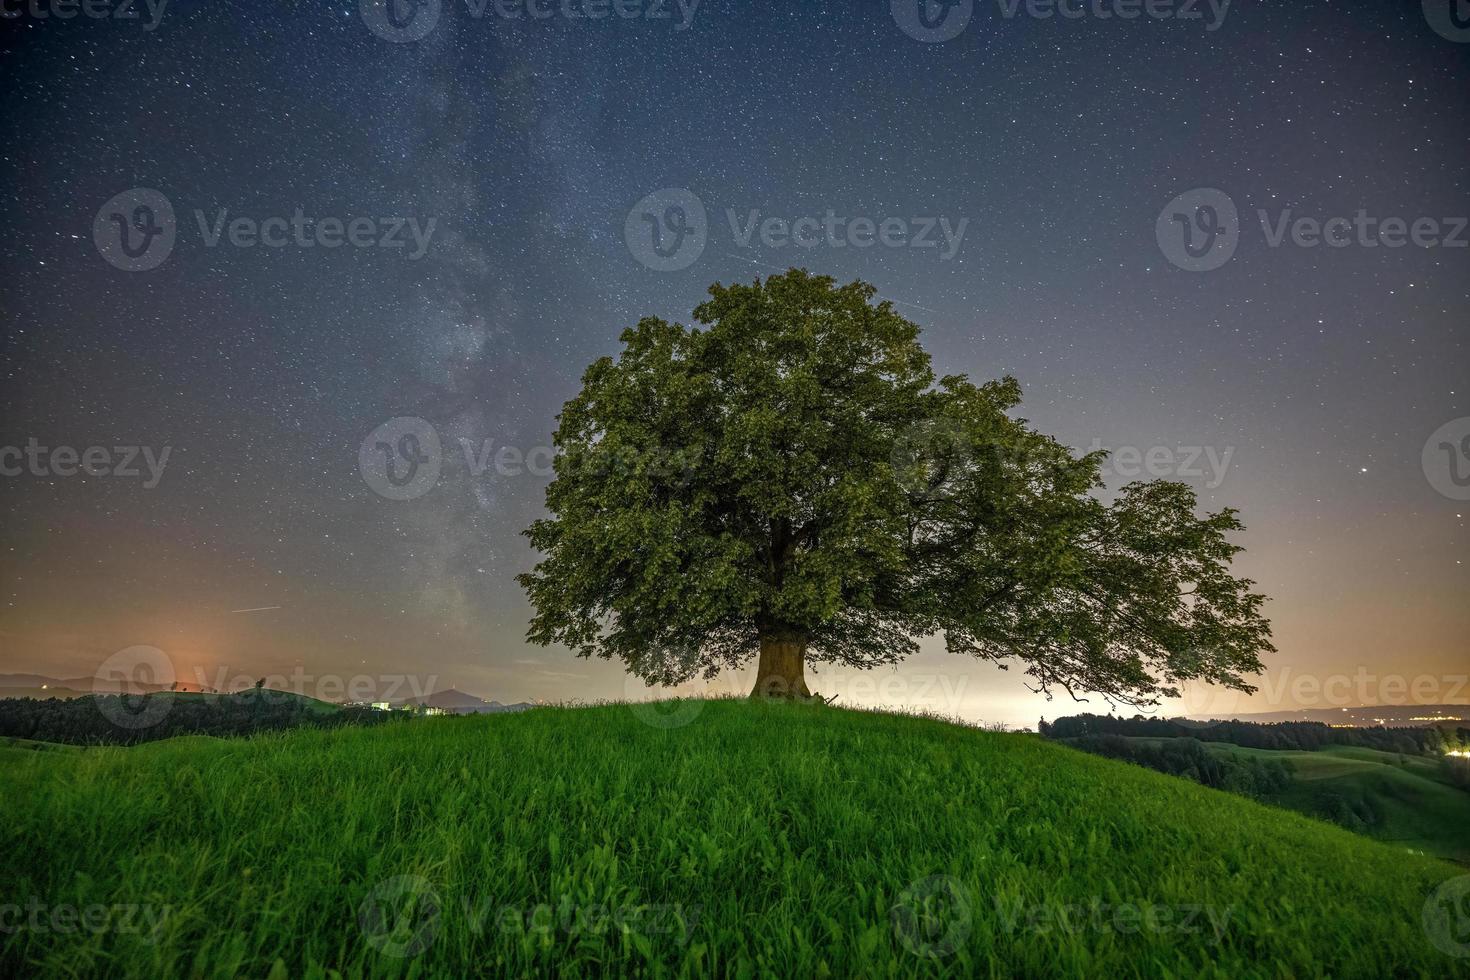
[0,676,537,714]
[0,673,200,696]
[0,674,100,696]
[396,688,534,715]
[0,674,71,689]
[0,687,373,745]
[1208,742,1470,863]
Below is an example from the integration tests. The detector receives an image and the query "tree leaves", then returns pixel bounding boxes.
[518,270,1273,704]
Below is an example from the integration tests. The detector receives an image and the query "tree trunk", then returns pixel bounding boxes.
[750,631,811,698]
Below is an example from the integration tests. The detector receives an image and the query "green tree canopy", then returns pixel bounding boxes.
[519,269,1272,705]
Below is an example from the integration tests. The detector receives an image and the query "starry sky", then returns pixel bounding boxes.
[1,0,1466,726]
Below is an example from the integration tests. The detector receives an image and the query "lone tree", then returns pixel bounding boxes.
[519,270,1272,705]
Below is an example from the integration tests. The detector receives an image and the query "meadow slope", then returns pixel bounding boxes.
[3,700,1467,978]
[1206,742,1470,863]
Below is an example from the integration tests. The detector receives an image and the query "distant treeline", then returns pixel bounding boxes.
[1039,713,1465,756]
[1060,733,1294,799]
[0,692,394,746]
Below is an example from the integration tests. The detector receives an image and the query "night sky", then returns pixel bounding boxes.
[1,0,1466,726]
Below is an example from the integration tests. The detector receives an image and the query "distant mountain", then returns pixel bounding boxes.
[0,673,98,692]
[0,675,537,715]
[396,688,534,715]
[0,674,64,688]
[0,674,204,695]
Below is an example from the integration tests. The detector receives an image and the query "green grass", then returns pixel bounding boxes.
[3,700,1468,978]
[0,736,82,764]
[1201,742,1470,863]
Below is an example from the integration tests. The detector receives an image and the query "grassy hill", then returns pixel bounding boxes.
[1204,742,1470,864]
[0,687,357,747]
[150,688,344,714]
[3,700,1467,978]
[0,736,82,760]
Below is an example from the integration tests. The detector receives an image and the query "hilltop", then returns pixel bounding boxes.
[3,700,1467,977]
[394,688,534,714]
